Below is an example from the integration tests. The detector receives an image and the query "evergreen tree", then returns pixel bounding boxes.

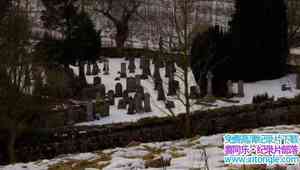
[229,0,288,81]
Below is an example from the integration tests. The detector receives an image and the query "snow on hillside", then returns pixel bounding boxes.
[2,124,300,170]
[70,58,300,126]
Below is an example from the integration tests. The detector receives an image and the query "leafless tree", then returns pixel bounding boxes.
[94,0,143,48]
[288,0,300,48]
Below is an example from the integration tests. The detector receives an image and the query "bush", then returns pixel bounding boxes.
[252,93,274,104]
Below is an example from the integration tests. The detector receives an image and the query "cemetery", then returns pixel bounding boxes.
[3,0,300,169]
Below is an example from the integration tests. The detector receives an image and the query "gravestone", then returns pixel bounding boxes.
[86,101,94,121]
[167,72,176,96]
[135,75,141,87]
[86,63,92,75]
[118,99,127,109]
[206,71,214,97]
[227,80,233,98]
[238,80,245,97]
[144,58,151,75]
[103,60,109,75]
[144,93,152,112]
[297,73,300,89]
[92,63,100,75]
[136,85,145,99]
[153,61,160,80]
[141,67,149,79]
[123,90,129,102]
[128,57,136,73]
[120,63,127,78]
[115,83,123,97]
[98,84,106,97]
[134,93,144,113]
[190,86,200,99]
[126,77,136,92]
[157,84,166,101]
[107,90,115,105]
[127,97,135,115]
[93,77,101,86]
[142,58,151,79]
[140,56,145,69]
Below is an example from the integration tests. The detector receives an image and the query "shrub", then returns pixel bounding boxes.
[252,93,274,104]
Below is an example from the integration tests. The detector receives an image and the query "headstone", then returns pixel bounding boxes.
[86,63,92,75]
[206,71,214,97]
[98,84,106,97]
[120,63,127,78]
[140,56,145,69]
[126,77,136,92]
[86,101,94,121]
[167,72,176,96]
[107,90,115,105]
[118,99,127,109]
[128,57,136,73]
[238,80,245,97]
[123,90,129,102]
[227,80,233,98]
[157,84,166,101]
[144,58,151,75]
[93,77,101,86]
[103,60,109,75]
[134,93,144,113]
[92,63,100,75]
[142,58,151,79]
[136,85,145,99]
[153,61,160,80]
[165,100,175,109]
[297,73,300,89]
[141,67,149,79]
[115,83,123,97]
[144,93,152,112]
[135,75,141,87]
[127,97,135,115]
[190,86,200,99]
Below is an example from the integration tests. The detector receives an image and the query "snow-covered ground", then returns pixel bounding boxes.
[3,124,300,170]
[70,58,300,126]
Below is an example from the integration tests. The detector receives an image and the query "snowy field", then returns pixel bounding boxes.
[3,124,300,170]
[70,58,300,127]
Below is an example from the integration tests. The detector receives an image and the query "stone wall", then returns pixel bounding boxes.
[1,97,300,165]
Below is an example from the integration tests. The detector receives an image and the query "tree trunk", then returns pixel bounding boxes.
[115,23,129,48]
[8,130,17,163]
[184,66,192,138]
[78,60,86,87]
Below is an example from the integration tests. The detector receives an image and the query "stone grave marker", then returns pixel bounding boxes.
[134,93,144,113]
[144,93,152,112]
[115,83,123,97]
[238,80,245,97]
[120,63,127,78]
[126,77,136,92]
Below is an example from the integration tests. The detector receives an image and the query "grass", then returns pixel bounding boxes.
[48,153,112,170]
[142,145,164,155]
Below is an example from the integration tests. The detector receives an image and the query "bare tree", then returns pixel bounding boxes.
[94,0,143,48]
[288,0,300,48]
